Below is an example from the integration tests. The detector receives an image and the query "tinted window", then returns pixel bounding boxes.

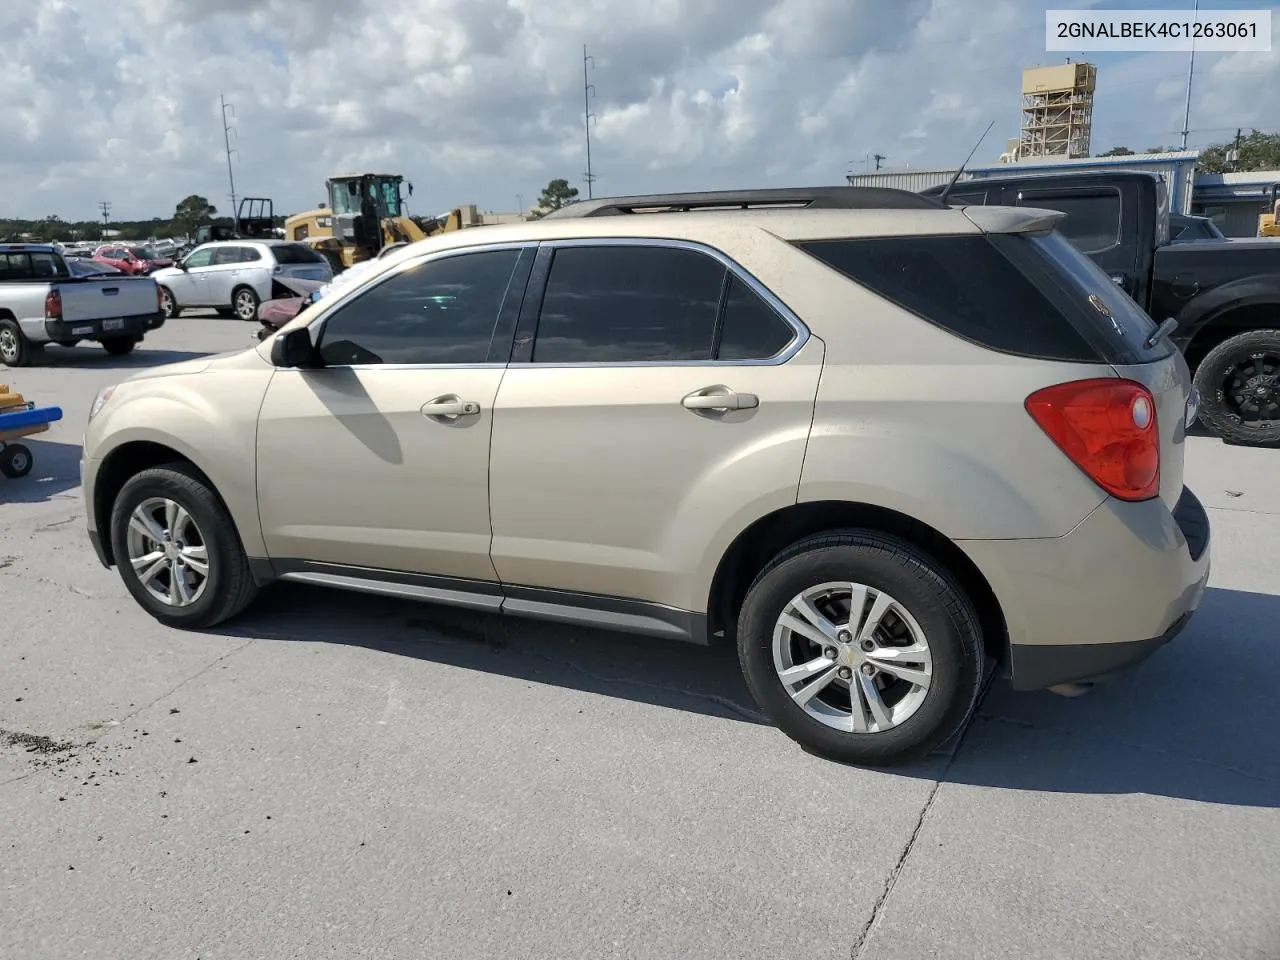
[0,252,69,280]
[317,249,520,366]
[212,247,243,266]
[238,247,263,262]
[797,235,1099,362]
[1018,191,1121,253]
[1012,231,1168,362]
[716,275,795,360]
[533,246,724,363]
[273,243,325,265]
[184,248,214,268]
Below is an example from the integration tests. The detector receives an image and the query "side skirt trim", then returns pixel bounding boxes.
[270,559,709,644]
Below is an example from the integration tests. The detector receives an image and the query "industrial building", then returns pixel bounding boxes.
[1018,63,1097,160]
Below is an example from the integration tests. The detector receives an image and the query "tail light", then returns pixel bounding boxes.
[44,290,62,320]
[1025,378,1160,502]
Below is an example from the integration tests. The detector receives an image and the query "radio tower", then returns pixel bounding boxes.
[221,94,240,231]
[583,45,598,199]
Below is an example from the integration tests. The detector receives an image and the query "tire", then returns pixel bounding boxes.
[158,287,180,319]
[101,337,137,356]
[737,530,984,766]
[108,463,258,629]
[1193,329,1280,446]
[0,317,41,368]
[232,286,260,322]
[0,443,33,479]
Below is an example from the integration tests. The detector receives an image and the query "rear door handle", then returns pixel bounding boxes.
[682,386,759,411]
[421,396,481,419]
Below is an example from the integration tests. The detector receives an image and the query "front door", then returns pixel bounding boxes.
[487,241,824,615]
[256,245,531,582]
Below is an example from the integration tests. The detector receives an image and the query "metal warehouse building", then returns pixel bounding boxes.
[848,150,1202,220]
[1190,170,1280,237]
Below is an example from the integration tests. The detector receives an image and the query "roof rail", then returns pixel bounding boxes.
[540,187,949,219]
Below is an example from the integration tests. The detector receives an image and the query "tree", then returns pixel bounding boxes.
[1098,146,1135,157]
[172,194,217,235]
[1197,129,1280,174]
[535,178,580,215]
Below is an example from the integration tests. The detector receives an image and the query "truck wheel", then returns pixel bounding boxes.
[0,318,41,368]
[232,286,260,321]
[1193,329,1280,447]
[102,337,137,357]
[0,443,33,479]
[737,530,984,766]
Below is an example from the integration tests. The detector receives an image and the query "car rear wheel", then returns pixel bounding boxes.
[737,530,984,766]
[232,286,260,322]
[109,464,258,629]
[1194,330,1280,446]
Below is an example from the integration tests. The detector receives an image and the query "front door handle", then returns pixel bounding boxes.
[421,396,481,419]
[682,386,759,412]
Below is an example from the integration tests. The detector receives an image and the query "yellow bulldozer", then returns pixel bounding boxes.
[1259,183,1280,237]
[284,173,480,273]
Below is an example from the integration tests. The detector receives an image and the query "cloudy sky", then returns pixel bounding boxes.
[5,0,1278,221]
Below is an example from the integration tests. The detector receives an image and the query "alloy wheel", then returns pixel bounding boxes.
[125,497,210,607]
[772,581,933,734]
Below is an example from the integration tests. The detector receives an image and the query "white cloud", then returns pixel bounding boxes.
[2,0,1278,221]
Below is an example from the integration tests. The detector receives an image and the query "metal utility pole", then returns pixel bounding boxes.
[583,45,598,199]
[1179,0,1199,150]
[874,153,887,171]
[220,94,240,232]
[1231,127,1243,171]
[98,200,111,235]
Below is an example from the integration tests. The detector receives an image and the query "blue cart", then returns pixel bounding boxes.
[0,394,63,479]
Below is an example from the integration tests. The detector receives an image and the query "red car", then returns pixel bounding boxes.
[93,245,174,276]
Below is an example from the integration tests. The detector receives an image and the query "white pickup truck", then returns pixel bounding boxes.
[0,243,164,367]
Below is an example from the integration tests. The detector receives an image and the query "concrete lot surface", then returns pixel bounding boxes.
[2,316,1278,959]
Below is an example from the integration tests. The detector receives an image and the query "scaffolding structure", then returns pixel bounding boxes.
[1019,63,1096,160]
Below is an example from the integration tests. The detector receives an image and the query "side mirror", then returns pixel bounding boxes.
[270,326,316,368]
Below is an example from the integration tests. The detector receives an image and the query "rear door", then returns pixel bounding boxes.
[486,240,824,616]
[205,245,248,305]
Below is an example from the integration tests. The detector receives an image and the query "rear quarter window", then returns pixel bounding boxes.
[272,244,325,265]
[796,235,1101,362]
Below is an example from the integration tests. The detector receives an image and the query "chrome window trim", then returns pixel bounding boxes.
[521,236,811,368]
[291,241,539,373]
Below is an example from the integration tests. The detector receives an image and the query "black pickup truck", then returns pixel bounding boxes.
[923,171,1280,445]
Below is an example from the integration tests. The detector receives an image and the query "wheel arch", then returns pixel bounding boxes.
[1183,299,1280,367]
[706,500,1008,667]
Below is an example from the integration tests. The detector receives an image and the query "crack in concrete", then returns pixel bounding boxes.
[0,569,99,599]
[119,638,257,724]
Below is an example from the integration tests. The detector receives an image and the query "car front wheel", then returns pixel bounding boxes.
[737,530,984,766]
[109,464,258,628]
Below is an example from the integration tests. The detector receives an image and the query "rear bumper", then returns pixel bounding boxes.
[961,486,1211,691]
[44,310,165,342]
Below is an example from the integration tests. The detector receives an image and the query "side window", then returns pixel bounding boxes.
[317,249,521,366]
[212,247,243,266]
[183,248,214,268]
[1017,190,1121,253]
[532,246,725,363]
[239,247,263,262]
[716,276,796,360]
[797,236,1098,362]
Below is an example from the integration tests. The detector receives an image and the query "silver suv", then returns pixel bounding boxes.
[151,240,333,322]
[81,188,1211,766]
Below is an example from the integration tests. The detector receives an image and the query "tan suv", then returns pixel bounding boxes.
[81,188,1211,766]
